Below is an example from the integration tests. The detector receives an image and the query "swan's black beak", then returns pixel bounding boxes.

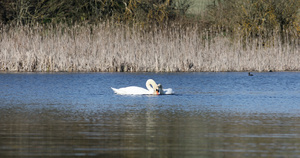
[156,89,160,95]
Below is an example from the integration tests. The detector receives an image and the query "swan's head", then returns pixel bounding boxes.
[156,84,163,95]
[155,89,160,95]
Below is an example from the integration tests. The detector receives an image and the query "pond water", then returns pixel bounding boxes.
[1,72,300,157]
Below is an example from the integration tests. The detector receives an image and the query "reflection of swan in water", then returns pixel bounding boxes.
[111,79,174,95]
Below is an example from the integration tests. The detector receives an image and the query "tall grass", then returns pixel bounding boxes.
[0,23,299,72]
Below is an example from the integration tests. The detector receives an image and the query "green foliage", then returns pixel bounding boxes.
[1,0,298,45]
[207,0,300,38]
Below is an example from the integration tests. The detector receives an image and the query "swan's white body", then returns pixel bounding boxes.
[111,79,174,95]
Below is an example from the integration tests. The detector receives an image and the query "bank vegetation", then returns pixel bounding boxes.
[0,0,299,72]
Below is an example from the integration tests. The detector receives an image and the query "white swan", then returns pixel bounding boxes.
[111,79,174,95]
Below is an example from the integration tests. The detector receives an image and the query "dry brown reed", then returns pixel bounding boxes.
[0,23,299,72]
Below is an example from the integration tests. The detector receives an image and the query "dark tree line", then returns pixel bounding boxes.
[0,0,188,25]
[0,0,298,41]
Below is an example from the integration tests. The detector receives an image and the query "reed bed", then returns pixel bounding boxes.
[0,23,299,72]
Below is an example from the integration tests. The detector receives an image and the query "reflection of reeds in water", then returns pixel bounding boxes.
[0,23,299,72]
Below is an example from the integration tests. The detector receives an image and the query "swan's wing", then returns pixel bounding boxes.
[119,86,150,95]
[112,86,152,95]
[162,88,174,95]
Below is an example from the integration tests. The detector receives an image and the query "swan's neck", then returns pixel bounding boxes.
[146,79,158,94]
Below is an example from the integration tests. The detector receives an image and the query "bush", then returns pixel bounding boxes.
[207,0,300,39]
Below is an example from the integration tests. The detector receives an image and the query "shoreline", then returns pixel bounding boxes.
[0,70,296,73]
[1,70,300,75]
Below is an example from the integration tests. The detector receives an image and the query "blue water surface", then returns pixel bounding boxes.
[1,72,300,157]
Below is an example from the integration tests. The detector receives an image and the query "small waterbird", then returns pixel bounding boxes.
[248,72,253,76]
